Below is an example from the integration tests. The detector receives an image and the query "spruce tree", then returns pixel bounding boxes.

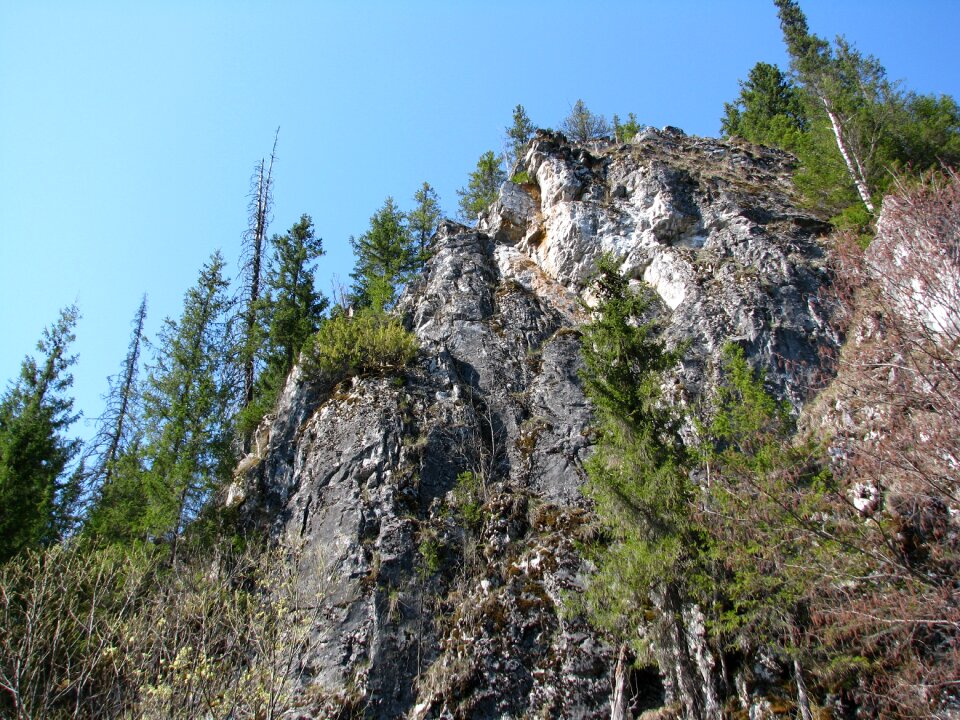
[456,151,506,222]
[408,182,441,269]
[577,258,721,718]
[140,253,235,559]
[262,215,327,375]
[720,61,808,149]
[0,306,82,561]
[84,297,149,542]
[350,197,415,310]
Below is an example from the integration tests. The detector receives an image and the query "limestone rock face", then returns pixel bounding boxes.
[238,129,838,718]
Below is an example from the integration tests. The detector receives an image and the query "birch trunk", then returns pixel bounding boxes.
[822,97,876,214]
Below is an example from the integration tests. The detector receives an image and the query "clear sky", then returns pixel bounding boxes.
[2,0,959,441]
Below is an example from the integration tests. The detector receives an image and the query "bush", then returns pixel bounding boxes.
[301,308,418,385]
[0,539,324,719]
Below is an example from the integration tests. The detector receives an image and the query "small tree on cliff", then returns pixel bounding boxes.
[505,104,536,170]
[350,197,416,310]
[408,182,442,268]
[456,151,506,222]
[561,99,610,142]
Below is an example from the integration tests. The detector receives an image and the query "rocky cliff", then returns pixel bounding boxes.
[233,128,839,718]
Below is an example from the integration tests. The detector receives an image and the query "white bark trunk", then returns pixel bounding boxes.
[611,643,631,720]
[822,97,876,214]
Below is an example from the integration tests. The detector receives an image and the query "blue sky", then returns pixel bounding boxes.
[2,0,958,441]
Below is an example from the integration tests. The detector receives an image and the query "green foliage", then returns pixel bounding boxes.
[260,214,329,375]
[408,182,442,268]
[85,296,149,541]
[771,0,960,218]
[457,150,507,222]
[578,256,693,651]
[452,470,485,529]
[510,170,532,185]
[693,344,835,651]
[721,61,808,150]
[350,197,417,310]
[612,112,643,143]
[560,99,610,143]
[505,104,536,169]
[0,306,82,562]
[417,531,442,576]
[138,253,236,551]
[301,308,418,385]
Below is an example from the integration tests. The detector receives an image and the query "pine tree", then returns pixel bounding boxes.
[408,182,441,269]
[0,306,82,561]
[140,253,235,560]
[350,197,415,310]
[456,151,506,222]
[560,99,610,143]
[505,104,535,170]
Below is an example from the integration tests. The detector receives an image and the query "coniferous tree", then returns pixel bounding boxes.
[560,99,610,143]
[577,258,720,719]
[84,297,149,541]
[262,215,328,377]
[87,295,147,491]
[505,104,536,170]
[140,253,235,560]
[774,0,902,214]
[721,61,808,149]
[408,182,441,269]
[350,197,415,310]
[456,151,506,222]
[0,306,82,561]
[612,112,643,143]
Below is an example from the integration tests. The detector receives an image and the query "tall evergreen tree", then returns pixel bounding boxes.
[577,258,720,719]
[505,104,536,170]
[84,297,149,542]
[0,306,82,561]
[140,253,235,560]
[87,295,147,491]
[456,151,506,222]
[720,61,808,149]
[408,182,441,269]
[350,197,415,310]
[262,215,328,376]
[774,0,896,214]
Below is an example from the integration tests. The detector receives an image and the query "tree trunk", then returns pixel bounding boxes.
[822,97,876,214]
[611,643,631,720]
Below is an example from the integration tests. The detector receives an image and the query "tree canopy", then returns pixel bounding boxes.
[0,306,82,561]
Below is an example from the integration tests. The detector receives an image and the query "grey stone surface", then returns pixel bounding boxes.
[237,130,838,718]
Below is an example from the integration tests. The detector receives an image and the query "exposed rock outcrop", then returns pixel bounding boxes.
[236,129,838,718]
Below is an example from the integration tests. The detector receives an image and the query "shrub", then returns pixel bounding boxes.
[301,309,418,385]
